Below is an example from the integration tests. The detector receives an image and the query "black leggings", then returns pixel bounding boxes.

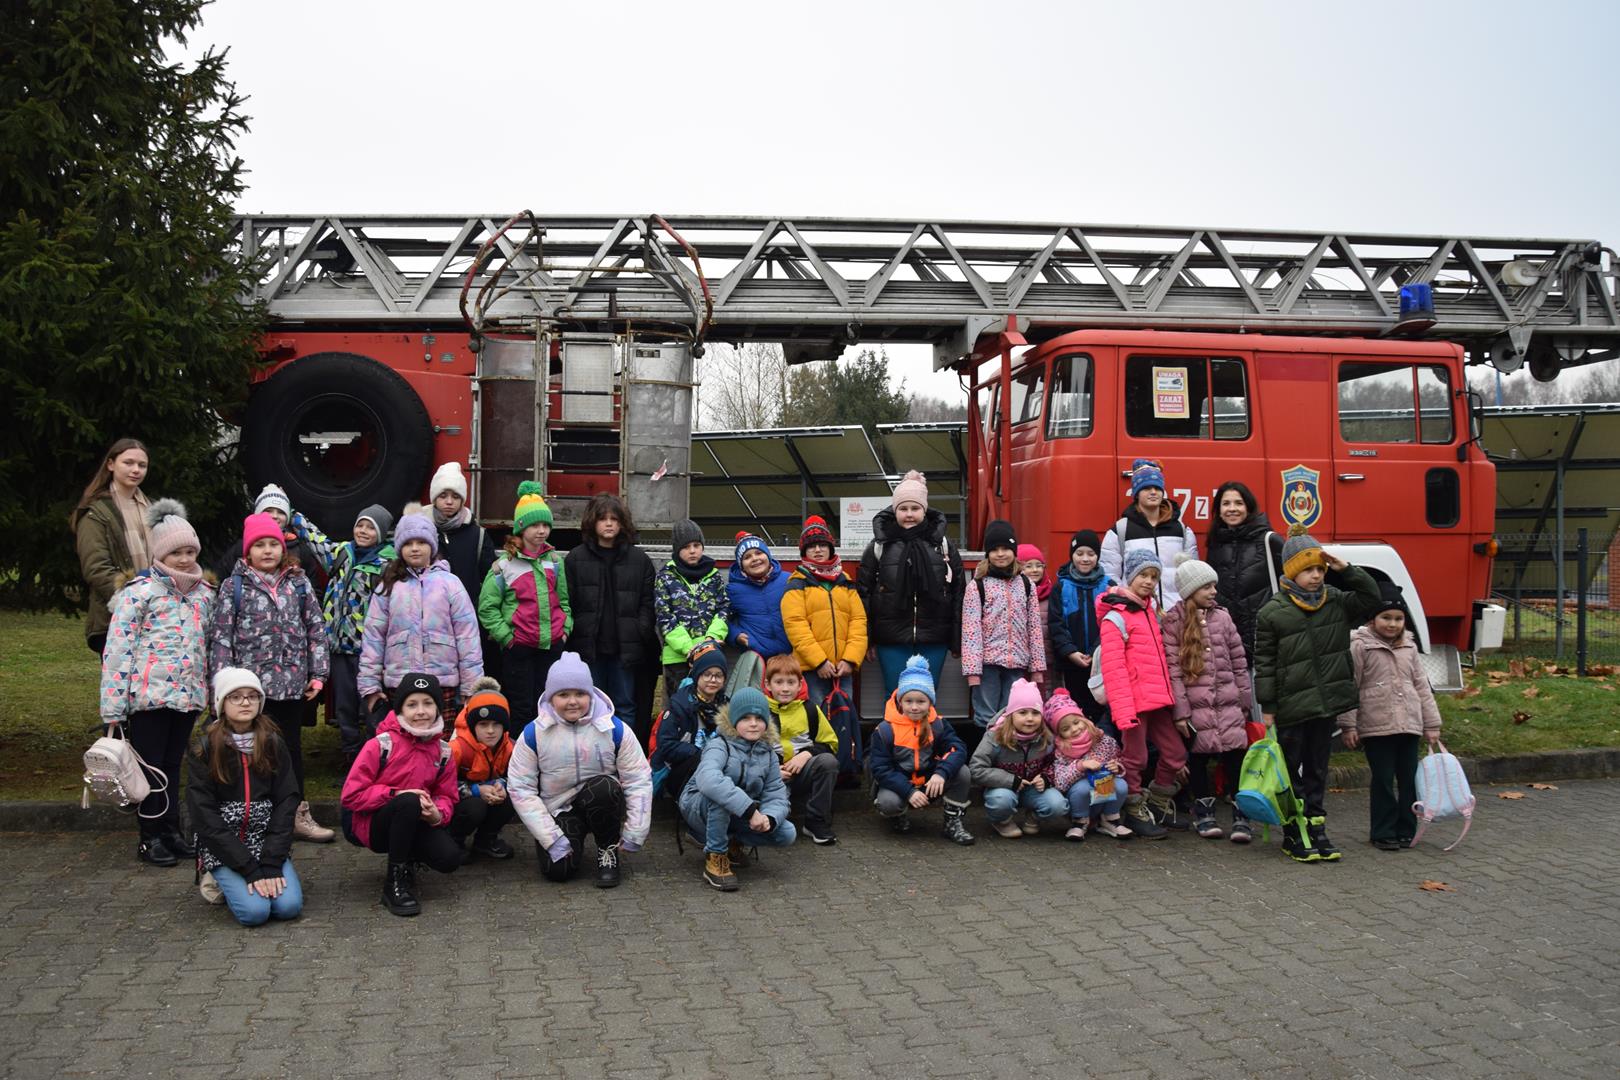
[126,708,194,837]
[448,795,517,841]
[501,644,560,737]
[368,793,465,872]
[1187,748,1247,801]
[537,775,625,882]
[263,698,306,795]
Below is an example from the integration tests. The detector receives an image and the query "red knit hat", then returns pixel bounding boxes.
[799,515,835,554]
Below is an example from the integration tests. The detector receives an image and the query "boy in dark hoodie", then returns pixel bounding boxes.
[1254,524,1383,863]
[868,655,974,843]
[449,677,517,859]
[649,645,729,798]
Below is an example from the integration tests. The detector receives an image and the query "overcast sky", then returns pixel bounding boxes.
[191,0,1620,398]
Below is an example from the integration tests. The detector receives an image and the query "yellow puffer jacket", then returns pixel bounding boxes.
[780,568,868,671]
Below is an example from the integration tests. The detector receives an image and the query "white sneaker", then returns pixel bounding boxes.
[1095,816,1133,839]
[1064,824,1088,842]
[992,818,1023,839]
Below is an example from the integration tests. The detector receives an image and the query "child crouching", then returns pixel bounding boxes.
[449,677,517,860]
[868,654,974,844]
[340,673,463,917]
[1043,690,1130,842]
[649,644,729,800]
[969,678,1067,838]
[678,687,797,891]
[507,652,653,888]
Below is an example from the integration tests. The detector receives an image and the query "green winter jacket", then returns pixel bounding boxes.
[1253,564,1383,726]
[73,496,139,643]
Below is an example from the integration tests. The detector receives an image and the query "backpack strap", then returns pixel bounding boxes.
[611,718,625,753]
[1100,609,1129,643]
[376,731,392,772]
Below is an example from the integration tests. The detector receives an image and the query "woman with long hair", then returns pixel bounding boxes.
[71,438,152,655]
[1204,480,1284,662]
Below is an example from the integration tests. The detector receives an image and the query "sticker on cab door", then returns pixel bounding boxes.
[1280,464,1323,529]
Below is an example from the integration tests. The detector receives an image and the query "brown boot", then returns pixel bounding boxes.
[703,851,738,891]
[294,800,336,843]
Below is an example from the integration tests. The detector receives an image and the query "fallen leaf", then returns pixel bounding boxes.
[1419,880,1456,892]
[1522,685,1541,699]
[1512,710,1532,725]
[1458,685,1482,699]
[1485,670,1509,683]
[1327,787,1345,793]
[1507,660,1527,678]
[1598,684,1616,692]
[1585,663,1616,677]
[1530,783,1559,791]
[1499,790,1527,800]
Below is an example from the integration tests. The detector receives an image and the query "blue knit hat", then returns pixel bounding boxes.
[393,513,439,558]
[896,654,936,704]
[734,531,769,561]
[1123,546,1162,584]
[1129,458,1167,497]
[729,686,770,724]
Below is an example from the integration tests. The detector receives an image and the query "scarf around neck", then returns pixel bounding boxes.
[798,554,843,583]
[1033,575,1052,602]
[398,715,445,739]
[155,562,205,595]
[1053,726,1094,761]
[433,505,471,530]
[229,732,255,754]
[1279,576,1326,612]
[674,554,716,583]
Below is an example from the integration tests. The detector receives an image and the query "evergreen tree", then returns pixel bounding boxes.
[0,1,264,611]
[782,348,911,434]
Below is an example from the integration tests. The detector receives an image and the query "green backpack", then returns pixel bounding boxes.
[1234,736,1312,847]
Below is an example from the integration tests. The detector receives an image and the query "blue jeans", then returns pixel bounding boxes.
[686,797,798,854]
[970,663,1021,728]
[210,860,303,927]
[1066,777,1129,820]
[983,785,1068,823]
[588,659,637,726]
[876,645,947,699]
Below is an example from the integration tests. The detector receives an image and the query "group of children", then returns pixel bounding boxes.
[97,456,1447,925]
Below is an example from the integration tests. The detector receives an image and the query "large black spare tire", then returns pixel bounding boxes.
[241,352,433,532]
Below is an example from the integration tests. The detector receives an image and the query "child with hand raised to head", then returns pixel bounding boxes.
[448,677,518,860]
[868,655,974,844]
[506,652,654,888]
[678,687,798,892]
[340,673,464,917]
[969,678,1067,838]
[187,669,303,926]
[1339,584,1442,852]
[1042,690,1131,842]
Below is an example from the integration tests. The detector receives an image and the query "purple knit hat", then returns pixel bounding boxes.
[393,513,439,558]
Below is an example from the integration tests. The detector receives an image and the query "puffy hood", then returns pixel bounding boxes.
[713,702,781,745]
[535,685,619,731]
[872,505,948,543]
[1350,623,1413,654]
[1098,583,1154,615]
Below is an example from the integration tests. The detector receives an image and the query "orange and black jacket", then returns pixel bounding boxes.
[451,708,514,798]
[868,693,967,800]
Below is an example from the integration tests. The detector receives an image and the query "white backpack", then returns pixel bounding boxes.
[1411,740,1475,851]
[1087,610,1129,706]
[81,725,167,816]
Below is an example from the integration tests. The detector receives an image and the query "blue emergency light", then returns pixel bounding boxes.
[1399,282,1436,322]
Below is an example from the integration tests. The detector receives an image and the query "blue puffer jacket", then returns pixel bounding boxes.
[1049,565,1115,660]
[678,711,790,826]
[725,557,792,659]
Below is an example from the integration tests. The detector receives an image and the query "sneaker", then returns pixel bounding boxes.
[703,851,739,891]
[1309,823,1342,862]
[888,813,913,834]
[1373,838,1404,852]
[805,824,838,846]
[1281,830,1323,863]
[1018,812,1040,836]
[1095,815,1133,839]
[471,833,514,860]
[1124,796,1166,840]
[991,818,1023,839]
[941,806,975,846]
[382,863,420,916]
[594,844,621,888]
[1193,797,1223,839]
[1229,814,1253,845]
[1064,822,1088,842]
[136,835,178,867]
[294,801,336,843]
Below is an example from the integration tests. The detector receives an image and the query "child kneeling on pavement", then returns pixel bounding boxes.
[679,687,797,891]
[868,654,974,844]
[1042,689,1131,842]
[188,668,303,926]
[507,652,653,888]
[449,677,517,859]
[763,653,840,845]
[970,678,1067,838]
[340,673,463,917]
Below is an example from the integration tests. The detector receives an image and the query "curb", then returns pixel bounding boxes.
[14,748,1620,832]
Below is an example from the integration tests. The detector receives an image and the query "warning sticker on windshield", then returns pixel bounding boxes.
[1152,366,1189,419]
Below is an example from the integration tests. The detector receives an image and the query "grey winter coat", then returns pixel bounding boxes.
[207,560,329,701]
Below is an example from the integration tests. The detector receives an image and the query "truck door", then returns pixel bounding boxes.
[1331,357,1469,632]
[1115,351,1262,536]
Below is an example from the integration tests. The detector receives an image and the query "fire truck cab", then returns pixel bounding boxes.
[963,329,1503,683]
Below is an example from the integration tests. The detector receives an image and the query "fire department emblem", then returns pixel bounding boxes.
[1280,464,1323,529]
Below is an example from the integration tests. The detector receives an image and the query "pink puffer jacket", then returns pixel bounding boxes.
[1339,625,1442,740]
[1094,586,1174,729]
[1162,603,1251,754]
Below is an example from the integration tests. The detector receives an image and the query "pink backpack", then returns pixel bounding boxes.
[1411,740,1474,851]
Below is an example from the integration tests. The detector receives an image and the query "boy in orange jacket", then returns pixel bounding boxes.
[449,676,517,859]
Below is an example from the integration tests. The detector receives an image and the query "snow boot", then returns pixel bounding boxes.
[383,863,420,916]
[941,801,976,845]
[1193,797,1223,839]
[703,851,739,891]
[1124,793,1166,840]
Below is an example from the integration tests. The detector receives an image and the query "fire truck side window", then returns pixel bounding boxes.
[1417,365,1454,444]
[1010,366,1046,426]
[1338,361,1454,444]
[1124,355,1248,440]
[1209,358,1251,439]
[1046,353,1094,438]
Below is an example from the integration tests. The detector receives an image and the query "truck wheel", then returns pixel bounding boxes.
[241,352,433,531]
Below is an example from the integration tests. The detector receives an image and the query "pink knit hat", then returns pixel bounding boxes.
[1005,677,1043,715]
[241,512,283,556]
[1016,543,1045,565]
[1042,688,1083,732]
[892,469,929,510]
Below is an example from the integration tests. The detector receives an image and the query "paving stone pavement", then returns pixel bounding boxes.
[1,783,1617,1080]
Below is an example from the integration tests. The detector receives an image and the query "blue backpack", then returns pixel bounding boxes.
[1234,736,1313,851]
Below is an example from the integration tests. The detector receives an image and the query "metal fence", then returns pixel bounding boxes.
[1493,529,1618,671]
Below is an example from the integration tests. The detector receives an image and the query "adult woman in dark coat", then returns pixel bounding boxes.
[1204,481,1283,662]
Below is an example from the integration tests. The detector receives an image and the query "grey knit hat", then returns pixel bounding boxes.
[1281,523,1326,579]
[1172,553,1218,598]
[671,518,704,551]
[1122,546,1162,584]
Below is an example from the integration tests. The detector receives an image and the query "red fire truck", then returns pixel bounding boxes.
[232,214,1620,686]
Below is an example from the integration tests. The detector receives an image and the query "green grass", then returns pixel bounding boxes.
[4,611,1618,801]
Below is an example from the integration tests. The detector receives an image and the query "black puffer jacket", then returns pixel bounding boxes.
[438,515,498,612]
[856,507,965,649]
[1206,513,1284,659]
[564,539,656,665]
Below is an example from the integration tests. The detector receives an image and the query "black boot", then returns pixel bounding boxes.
[1281,822,1322,863]
[471,832,513,859]
[137,833,178,867]
[1309,820,1342,862]
[941,802,976,846]
[1124,794,1167,839]
[383,863,420,916]
[594,843,621,888]
[888,813,912,834]
[163,828,195,859]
